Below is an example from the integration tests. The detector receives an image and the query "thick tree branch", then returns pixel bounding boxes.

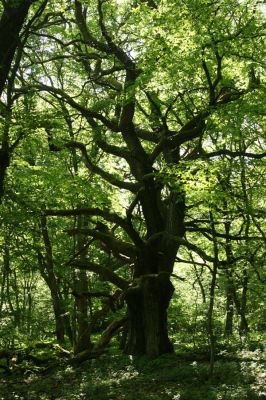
[202,59,215,104]
[46,207,143,247]
[97,3,149,175]
[94,316,128,352]
[72,290,113,299]
[97,0,136,71]
[202,50,223,105]
[146,231,243,266]
[65,141,139,192]
[76,0,149,178]
[146,231,216,263]
[71,260,129,290]
[74,0,111,55]
[67,227,137,259]
[135,127,160,143]
[95,138,132,161]
[16,84,119,131]
[186,226,264,241]
[195,149,266,160]
[169,112,208,147]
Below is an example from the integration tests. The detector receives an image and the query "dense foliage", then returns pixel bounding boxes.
[0,0,265,398]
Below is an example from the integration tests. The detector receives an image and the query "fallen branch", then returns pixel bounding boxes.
[69,349,104,366]
[94,316,128,352]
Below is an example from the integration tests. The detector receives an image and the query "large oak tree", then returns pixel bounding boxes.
[4,0,265,355]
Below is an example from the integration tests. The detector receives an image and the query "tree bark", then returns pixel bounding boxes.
[224,220,234,336]
[0,0,33,96]
[207,212,218,378]
[73,215,93,354]
[125,272,174,356]
[224,289,234,336]
[38,260,66,345]
[74,270,92,353]
[239,268,249,336]
[39,216,67,345]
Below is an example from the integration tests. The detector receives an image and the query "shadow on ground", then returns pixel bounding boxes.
[0,351,265,400]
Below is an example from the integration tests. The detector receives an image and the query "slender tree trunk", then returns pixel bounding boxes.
[74,270,92,353]
[0,260,6,315]
[224,220,234,336]
[39,216,66,344]
[224,289,234,336]
[190,254,206,303]
[12,269,21,327]
[73,215,92,353]
[207,212,218,378]
[230,284,248,337]
[27,281,33,335]
[239,268,249,336]
[238,156,250,337]
[3,245,20,328]
[51,291,66,344]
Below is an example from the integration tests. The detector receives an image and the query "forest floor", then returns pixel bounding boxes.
[0,345,265,400]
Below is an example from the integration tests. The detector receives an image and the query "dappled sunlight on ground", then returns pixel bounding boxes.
[1,348,265,400]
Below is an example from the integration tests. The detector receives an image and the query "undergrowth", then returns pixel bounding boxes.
[0,342,265,400]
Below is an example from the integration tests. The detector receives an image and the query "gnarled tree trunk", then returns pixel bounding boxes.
[125,272,174,356]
